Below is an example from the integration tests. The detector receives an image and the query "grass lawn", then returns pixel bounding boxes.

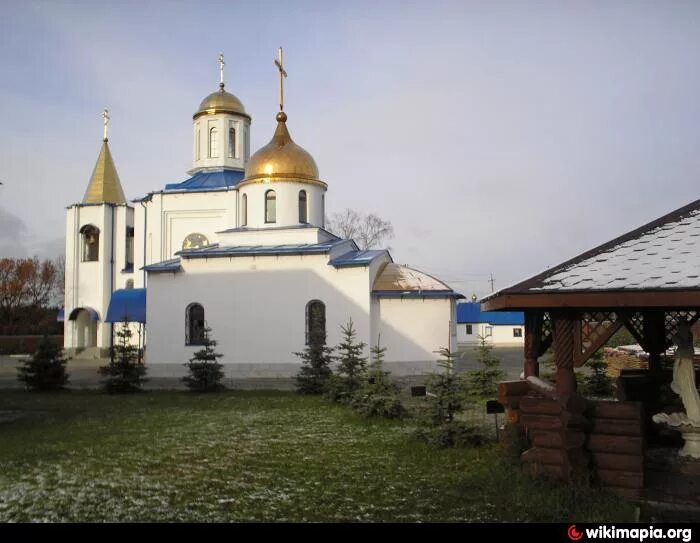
[0,390,637,522]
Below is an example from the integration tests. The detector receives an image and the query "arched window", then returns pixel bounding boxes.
[186,303,206,346]
[305,300,326,345]
[241,193,248,226]
[125,226,134,268]
[196,123,201,161]
[265,190,276,223]
[298,190,308,224]
[209,127,218,158]
[228,124,236,158]
[321,194,325,227]
[80,224,100,262]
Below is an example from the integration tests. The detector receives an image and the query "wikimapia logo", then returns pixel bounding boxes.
[567,525,693,542]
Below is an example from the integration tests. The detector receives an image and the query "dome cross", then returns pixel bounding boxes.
[102,108,110,142]
[274,46,287,112]
[218,52,225,89]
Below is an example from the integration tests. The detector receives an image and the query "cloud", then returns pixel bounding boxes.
[0,206,28,258]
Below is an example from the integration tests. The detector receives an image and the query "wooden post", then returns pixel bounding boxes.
[553,311,577,397]
[524,311,541,378]
[552,310,590,485]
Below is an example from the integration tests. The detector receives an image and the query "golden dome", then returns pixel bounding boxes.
[193,86,249,119]
[241,112,325,187]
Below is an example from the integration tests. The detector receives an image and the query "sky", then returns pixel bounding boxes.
[1,0,699,298]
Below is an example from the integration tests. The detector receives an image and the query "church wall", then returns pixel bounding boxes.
[138,190,237,265]
[376,297,455,374]
[239,182,325,229]
[144,254,376,378]
[216,226,336,246]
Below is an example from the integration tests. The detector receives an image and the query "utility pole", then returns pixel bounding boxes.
[489,273,495,293]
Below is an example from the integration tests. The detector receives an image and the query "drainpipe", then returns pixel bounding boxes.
[110,204,115,349]
[139,199,147,286]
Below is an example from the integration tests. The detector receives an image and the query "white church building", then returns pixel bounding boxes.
[63,52,463,378]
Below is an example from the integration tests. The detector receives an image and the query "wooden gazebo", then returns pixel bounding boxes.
[483,199,700,496]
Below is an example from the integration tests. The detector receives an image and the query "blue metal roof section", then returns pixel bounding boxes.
[329,250,388,268]
[106,288,147,323]
[164,169,244,192]
[457,302,524,325]
[142,258,182,273]
[374,290,465,299]
[176,239,348,259]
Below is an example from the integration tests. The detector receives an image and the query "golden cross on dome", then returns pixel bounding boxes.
[218,52,225,88]
[102,108,110,142]
[274,46,287,111]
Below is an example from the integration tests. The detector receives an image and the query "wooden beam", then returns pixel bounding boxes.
[574,319,623,367]
[481,290,700,311]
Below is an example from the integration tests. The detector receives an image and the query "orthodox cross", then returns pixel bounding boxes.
[274,46,287,111]
[102,108,110,142]
[218,53,225,88]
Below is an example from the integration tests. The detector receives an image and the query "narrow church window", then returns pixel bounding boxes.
[321,194,325,227]
[241,194,248,226]
[265,190,276,223]
[196,123,201,161]
[466,324,473,335]
[298,190,308,223]
[305,300,326,345]
[228,123,237,158]
[186,303,206,346]
[125,226,134,269]
[126,279,134,289]
[80,224,100,262]
[513,327,523,338]
[209,127,218,158]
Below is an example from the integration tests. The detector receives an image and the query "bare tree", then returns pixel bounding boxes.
[326,208,394,250]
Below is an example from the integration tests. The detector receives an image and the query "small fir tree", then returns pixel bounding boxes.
[351,336,404,418]
[17,334,69,391]
[581,351,614,397]
[326,318,368,402]
[465,334,506,399]
[99,323,147,393]
[294,326,334,395]
[183,324,225,392]
[425,346,465,424]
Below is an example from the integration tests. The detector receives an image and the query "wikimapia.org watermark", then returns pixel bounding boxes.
[568,525,693,542]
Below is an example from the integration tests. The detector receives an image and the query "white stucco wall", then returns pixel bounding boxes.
[145,252,375,378]
[191,112,250,172]
[135,190,237,268]
[376,297,456,374]
[238,182,325,229]
[64,203,134,351]
[456,322,524,346]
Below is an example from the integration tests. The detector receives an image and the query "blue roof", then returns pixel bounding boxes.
[164,169,244,191]
[457,302,524,325]
[176,239,350,259]
[328,250,388,268]
[143,258,182,273]
[105,288,147,323]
